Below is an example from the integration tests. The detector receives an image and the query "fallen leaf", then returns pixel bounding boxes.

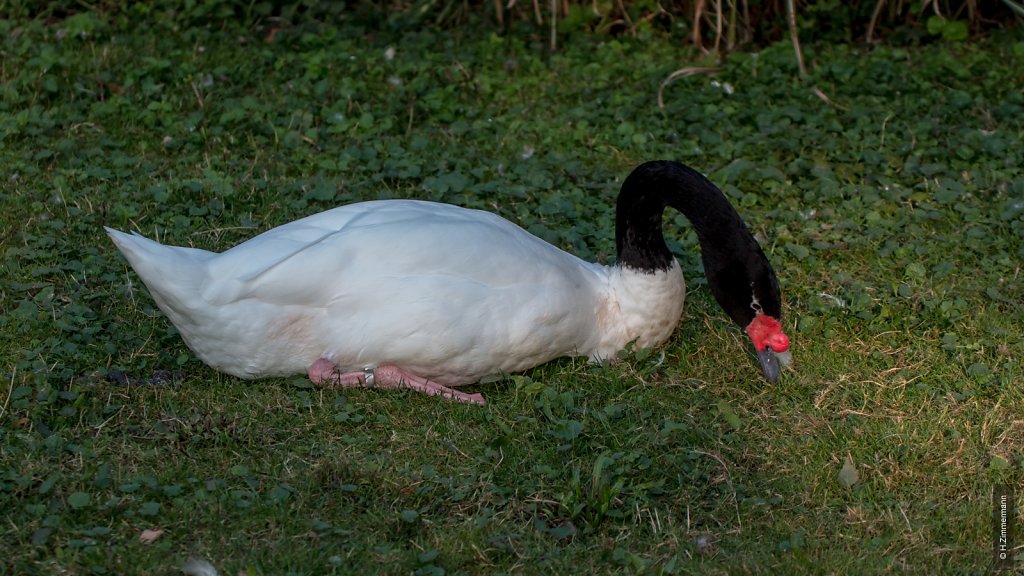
[139,528,164,544]
[838,457,859,489]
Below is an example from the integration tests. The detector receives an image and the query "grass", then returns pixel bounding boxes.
[1,8,1023,575]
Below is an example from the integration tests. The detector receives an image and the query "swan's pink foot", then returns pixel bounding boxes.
[307,359,485,406]
[307,358,341,384]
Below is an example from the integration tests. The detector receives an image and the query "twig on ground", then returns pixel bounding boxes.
[657,66,719,110]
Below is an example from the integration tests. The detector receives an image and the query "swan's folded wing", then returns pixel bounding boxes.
[199,200,584,307]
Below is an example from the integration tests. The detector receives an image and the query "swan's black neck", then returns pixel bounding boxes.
[614,160,782,328]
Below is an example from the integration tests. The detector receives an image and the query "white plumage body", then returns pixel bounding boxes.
[107,200,686,386]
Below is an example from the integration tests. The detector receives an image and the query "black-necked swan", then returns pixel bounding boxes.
[106,160,790,405]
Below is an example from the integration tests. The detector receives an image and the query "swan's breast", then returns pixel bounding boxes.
[591,261,686,360]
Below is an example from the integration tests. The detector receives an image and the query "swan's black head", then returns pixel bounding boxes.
[615,160,791,381]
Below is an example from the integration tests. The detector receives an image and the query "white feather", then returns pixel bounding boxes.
[106,200,686,386]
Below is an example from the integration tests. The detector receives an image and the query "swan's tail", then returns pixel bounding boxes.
[105,227,215,317]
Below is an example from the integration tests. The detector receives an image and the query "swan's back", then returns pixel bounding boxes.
[205,200,587,306]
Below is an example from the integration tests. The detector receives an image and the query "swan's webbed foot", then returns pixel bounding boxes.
[307,359,485,405]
